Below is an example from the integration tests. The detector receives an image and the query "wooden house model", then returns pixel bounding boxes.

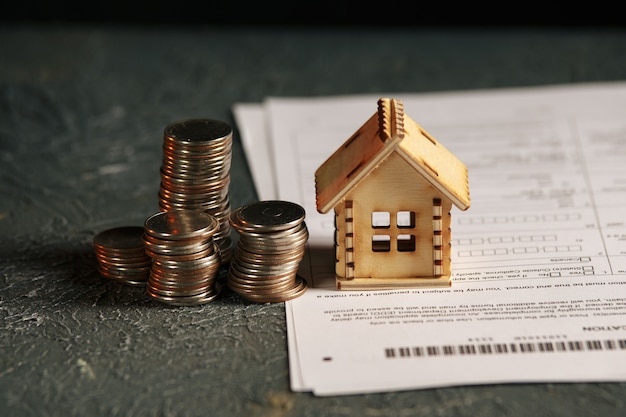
[314,98,470,290]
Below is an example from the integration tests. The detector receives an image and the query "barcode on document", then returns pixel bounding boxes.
[385,339,626,358]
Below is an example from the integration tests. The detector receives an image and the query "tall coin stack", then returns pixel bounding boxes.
[143,209,222,306]
[158,119,233,265]
[227,200,308,303]
[94,226,151,286]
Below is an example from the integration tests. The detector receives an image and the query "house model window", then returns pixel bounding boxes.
[371,211,416,252]
[314,98,471,290]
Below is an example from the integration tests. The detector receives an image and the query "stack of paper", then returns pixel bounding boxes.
[233,82,626,396]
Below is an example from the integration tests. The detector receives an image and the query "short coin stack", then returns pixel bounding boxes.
[158,119,234,265]
[93,226,151,286]
[228,200,308,303]
[143,209,222,306]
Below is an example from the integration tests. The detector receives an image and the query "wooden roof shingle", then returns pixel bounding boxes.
[314,98,470,214]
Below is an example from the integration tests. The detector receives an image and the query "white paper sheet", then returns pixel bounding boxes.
[232,103,278,201]
[233,82,626,396]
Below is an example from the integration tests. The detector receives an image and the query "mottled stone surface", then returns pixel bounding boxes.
[1,25,626,417]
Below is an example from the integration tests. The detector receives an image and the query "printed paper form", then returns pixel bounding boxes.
[232,82,626,396]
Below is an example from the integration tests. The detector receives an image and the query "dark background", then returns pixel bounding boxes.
[3,1,624,28]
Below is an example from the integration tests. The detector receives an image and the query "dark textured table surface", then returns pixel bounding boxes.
[2,24,626,417]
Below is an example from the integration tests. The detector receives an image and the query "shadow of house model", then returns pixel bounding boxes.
[314,98,471,290]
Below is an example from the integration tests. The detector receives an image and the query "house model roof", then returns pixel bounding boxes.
[315,98,471,214]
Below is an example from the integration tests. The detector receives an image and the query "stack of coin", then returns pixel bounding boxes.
[143,209,222,306]
[228,200,308,303]
[158,118,234,265]
[93,226,151,286]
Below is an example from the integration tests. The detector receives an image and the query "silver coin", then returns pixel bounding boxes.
[147,280,214,297]
[164,119,232,146]
[149,265,219,282]
[235,276,307,303]
[231,200,305,233]
[147,282,222,306]
[145,247,214,262]
[143,240,213,256]
[228,269,295,287]
[234,247,304,265]
[227,277,296,294]
[144,209,219,241]
[231,257,302,275]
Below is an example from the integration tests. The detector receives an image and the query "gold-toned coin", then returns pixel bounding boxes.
[93,226,146,252]
[93,226,151,286]
[96,256,152,269]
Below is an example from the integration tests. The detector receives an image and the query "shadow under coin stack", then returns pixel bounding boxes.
[159,119,233,265]
[143,209,222,306]
[228,200,308,303]
[93,226,151,286]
